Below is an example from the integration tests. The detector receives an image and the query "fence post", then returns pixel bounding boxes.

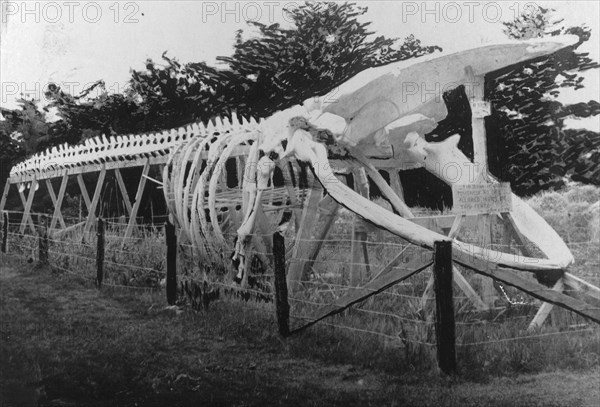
[2,212,7,253]
[38,215,49,265]
[96,218,105,288]
[273,230,290,337]
[433,240,456,375]
[165,220,177,305]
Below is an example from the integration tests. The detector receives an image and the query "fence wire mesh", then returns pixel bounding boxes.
[2,209,599,368]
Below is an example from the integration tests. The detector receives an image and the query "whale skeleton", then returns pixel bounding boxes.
[3,35,599,328]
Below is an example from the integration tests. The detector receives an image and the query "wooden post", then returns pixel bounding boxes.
[1,212,7,253]
[38,215,49,265]
[273,230,290,337]
[96,218,105,288]
[433,240,456,375]
[165,220,177,305]
[0,179,10,214]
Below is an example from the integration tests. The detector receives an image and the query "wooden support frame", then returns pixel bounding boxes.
[18,179,37,234]
[122,160,150,244]
[46,171,68,231]
[83,166,107,236]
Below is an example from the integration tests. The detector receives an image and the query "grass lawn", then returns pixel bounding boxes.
[1,253,599,407]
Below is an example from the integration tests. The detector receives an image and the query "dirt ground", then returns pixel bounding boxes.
[1,254,599,407]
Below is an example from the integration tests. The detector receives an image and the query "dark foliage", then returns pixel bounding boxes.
[485,7,599,195]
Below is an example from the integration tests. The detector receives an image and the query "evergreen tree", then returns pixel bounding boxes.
[486,6,599,194]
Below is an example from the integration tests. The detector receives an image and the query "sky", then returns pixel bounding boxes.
[0,1,598,130]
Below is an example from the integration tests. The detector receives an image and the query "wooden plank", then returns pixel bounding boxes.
[45,179,65,230]
[453,266,489,311]
[477,214,496,307]
[291,253,433,334]
[563,273,600,302]
[456,258,600,324]
[287,181,323,292]
[17,186,35,234]
[18,179,37,235]
[388,170,404,202]
[447,215,465,239]
[114,168,133,215]
[83,166,107,235]
[47,172,68,230]
[528,278,565,331]
[350,168,370,286]
[350,224,368,286]
[466,68,488,168]
[123,160,150,243]
[77,174,91,209]
[0,178,10,214]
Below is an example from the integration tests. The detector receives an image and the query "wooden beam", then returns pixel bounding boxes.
[47,172,68,230]
[18,179,37,235]
[83,166,107,236]
[563,273,600,302]
[477,214,496,307]
[465,67,488,168]
[287,181,323,292]
[291,252,433,334]
[453,266,489,311]
[350,222,369,286]
[122,160,150,243]
[350,168,370,286]
[0,178,10,214]
[456,258,600,324]
[388,170,404,203]
[77,174,91,209]
[528,278,565,331]
[114,168,133,215]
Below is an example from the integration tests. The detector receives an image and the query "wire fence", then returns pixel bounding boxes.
[2,209,599,370]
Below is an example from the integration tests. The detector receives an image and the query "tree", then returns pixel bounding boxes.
[486,6,599,194]
[128,2,440,124]
[218,2,440,117]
